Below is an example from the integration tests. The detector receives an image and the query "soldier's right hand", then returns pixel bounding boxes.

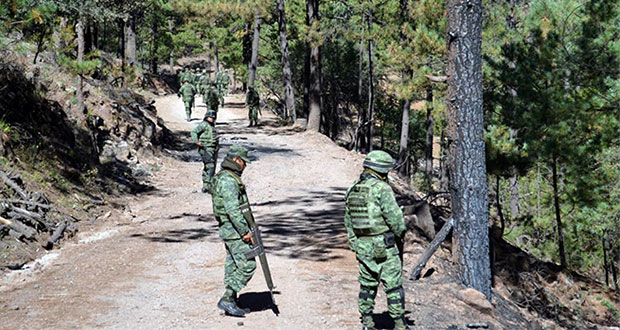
[242,232,254,245]
[196,142,202,147]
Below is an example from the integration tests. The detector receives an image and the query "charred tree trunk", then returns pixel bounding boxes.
[125,15,137,68]
[150,17,159,74]
[551,156,567,269]
[365,9,374,152]
[355,13,366,151]
[446,0,491,299]
[92,23,98,50]
[84,21,92,54]
[248,11,260,88]
[118,19,125,69]
[76,18,86,114]
[306,0,322,131]
[603,236,609,287]
[496,176,505,235]
[425,86,434,189]
[277,0,297,124]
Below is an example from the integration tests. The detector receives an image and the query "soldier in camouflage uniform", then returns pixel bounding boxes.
[178,79,197,121]
[212,145,256,317]
[344,150,410,330]
[245,86,260,127]
[191,110,218,193]
[198,69,210,96]
[205,82,221,120]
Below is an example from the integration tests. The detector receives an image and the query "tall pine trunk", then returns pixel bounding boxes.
[168,17,175,74]
[425,86,434,189]
[76,18,85,114]
[214,40,220,74]
[365,9,374,152]
[151,17,158,74]
[277,0,297,124]
[125,15,137,68]
[398,97,410,178]
[306,0,322,131]
[118,19,125,70]
[551,156,567,269]
[446,0,491,299]
[355,13,366,151]
[247,11,260,88]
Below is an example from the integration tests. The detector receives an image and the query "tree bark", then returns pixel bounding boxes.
[603,236,609,287]
[118,19,125,69]
[76,18,86,114]
[496,176,505,235]
[425,86,434,189]
[247,11,260,88]
[125,15,137,68]
[365,9,374,152]
[277,0,297,124]
[214,40,220,74]
[305,0,322,131]
[551,156,567,269]
[355,13,366,151]
[151,17,159,74]
[446,0,491,299]
[398,97,410,178]
[168,17,175,74]
[509,173,520,218]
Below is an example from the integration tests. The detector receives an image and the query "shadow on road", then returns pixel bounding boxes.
[237,291,281,313]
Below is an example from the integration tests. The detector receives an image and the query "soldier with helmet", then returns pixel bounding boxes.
[190,110,218,193]
[344,150,410,330]
[178,78,197,121]
[212,145,256,317]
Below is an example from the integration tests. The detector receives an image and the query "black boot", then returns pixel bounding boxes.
[217,297,246,317]
[232,292,251,314]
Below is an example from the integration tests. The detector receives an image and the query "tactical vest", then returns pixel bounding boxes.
[346,178,390,236]
[212,170,250,224]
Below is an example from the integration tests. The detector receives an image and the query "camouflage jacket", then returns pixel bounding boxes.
[212,159,250,240]
[344,170,406,251]
[178,71,192,84]
[190,121,218,150]
[246,90,259,108]
[206,85,220,108]
[179,84,196,100]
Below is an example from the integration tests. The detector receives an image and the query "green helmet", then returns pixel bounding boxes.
[205,110,217,119]
[227,144,251,164]
[363,150,395,174]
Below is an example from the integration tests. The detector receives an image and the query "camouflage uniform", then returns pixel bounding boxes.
[246,88,260,127]
[212,145,255,316]
[344,151,409,330]
[205,83,221,119]
[178,82,197,121]
[190,111,218,192]
[199,73,210,96]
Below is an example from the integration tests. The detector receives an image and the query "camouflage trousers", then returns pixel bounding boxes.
[198,148,217,190]
[355,235,405,324]
[248,106,258,126]
[183,98,193,119]
[223,239,257,293]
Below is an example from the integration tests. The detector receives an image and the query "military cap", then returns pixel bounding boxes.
[205,110,217,119]
[227,145,251,164]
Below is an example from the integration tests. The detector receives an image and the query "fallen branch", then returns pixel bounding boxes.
[0,170,28,199]
[0,217,12,226]
[6,218,36,240]
[425,74,448,83]
[410,217,454,280]
[0,199,52,209]
[45,221,67,250]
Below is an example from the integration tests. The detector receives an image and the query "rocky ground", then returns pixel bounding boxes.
[0,93,586,330]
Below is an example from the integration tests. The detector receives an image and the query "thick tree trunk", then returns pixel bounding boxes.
[398,97,410,178]
[551,156,567,269]
[509,173,520,218]
[365,10,374,152]
[425,86,434,188]
[168,17,175,74]
[277,0,297,124]
[125,15,137,68]
[92,23,98,50]
[306,0,321,131]
[84,21,92,54]
[118,19,125,69]
[355,13,366,151]
[446,0,491,299]
[247,11,260,88]
[76,18,86,114]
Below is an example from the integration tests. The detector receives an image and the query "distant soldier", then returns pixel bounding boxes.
[344,151,410,330]
[218,71,230,96]
[212,144,255,317]
[191,110,218,193]
[178,79,196,121]
[199,69,210,95]
[245,86,260,127]
[179,67,192,86]
[205,82,221,120]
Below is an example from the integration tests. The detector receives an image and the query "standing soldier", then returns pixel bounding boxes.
[206,82,221,120]
[199,69,210,96]
[220,71,230,96]
[344,150,410,330]
[246,86,260,127]
[178,79,196,121]
[191,110,218,193]
[212,144,255,317]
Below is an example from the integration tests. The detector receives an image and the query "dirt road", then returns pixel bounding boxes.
[0,94,369,330]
